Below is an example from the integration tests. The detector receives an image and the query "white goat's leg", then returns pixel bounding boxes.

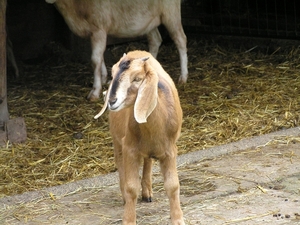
[163,22,188,84]
[141,158,153,202]
[101,59,108,84]
[87,31,107,101]
[160,153,185,225]
[175,29,188,84]
[147,27,162,58]
[122,149,141,225]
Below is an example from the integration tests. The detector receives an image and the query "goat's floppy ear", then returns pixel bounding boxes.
[134,59,158,123]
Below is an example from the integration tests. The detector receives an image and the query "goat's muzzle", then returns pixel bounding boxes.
[108,97,118,110]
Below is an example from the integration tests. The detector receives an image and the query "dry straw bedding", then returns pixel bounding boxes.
[0,36,299,197]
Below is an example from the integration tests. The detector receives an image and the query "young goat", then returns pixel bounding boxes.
[45,0,188,101]
[95,50,185,225]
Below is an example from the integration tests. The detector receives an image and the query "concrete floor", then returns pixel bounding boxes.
[1,127,300,225]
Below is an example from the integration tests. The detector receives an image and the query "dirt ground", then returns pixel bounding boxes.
[1,127,300,225]
[2,34,300,199]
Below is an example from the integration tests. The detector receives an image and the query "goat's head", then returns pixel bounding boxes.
[94,52,159,123]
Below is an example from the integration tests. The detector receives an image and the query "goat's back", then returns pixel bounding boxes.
[52,0,182,38]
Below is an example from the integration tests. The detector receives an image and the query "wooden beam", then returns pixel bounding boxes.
[0,0,9,127]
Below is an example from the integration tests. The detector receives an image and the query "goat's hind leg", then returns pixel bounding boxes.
[101,59,108,84]
[141,158,153,202]
[160,154,185,225]
[147,27,162,58]
[162,11,188,84]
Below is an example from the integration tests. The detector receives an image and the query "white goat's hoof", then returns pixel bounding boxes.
[178,75,188,84]
[102,76,107,84]
[87,89,100,101]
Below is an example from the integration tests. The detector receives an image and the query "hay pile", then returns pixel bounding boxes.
[1,36,299,197]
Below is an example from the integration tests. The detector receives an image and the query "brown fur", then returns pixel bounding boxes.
[106,51,185,224]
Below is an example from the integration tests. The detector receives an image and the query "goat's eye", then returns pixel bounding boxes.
[133,77,142,82]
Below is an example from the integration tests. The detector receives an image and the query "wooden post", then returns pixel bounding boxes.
[0,0,9,130]
[0,0,27,145]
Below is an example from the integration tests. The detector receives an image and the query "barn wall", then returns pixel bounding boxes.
[6,0,300,63]
[182,0,300,39]
[6,0,145,63]
[6,0,59,61]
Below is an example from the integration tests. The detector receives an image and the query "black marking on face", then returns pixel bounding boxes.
[119,59,131,71]
[110,59,131,97]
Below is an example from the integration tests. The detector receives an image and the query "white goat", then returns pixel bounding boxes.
[45,0,188,101]
[94,50,185,225]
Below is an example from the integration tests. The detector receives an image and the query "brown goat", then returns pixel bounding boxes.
[95,50,185,224]
[45,0,188,101]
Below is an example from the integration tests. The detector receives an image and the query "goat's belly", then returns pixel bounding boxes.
[138,140,170,160]
[108,17,160,38]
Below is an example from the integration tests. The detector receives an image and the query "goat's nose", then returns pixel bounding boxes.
[109,98,117,106]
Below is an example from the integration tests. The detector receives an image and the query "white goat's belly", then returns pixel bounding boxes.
[108,17,160,37]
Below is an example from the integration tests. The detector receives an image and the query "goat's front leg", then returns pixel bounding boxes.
[141,158,153,202]
[160,152,185,225]
[122,149,141,225]
[112,140,126,202]
[88,31,107,101]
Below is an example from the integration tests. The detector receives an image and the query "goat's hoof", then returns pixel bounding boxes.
[142,196,152,202]
[87,90,100,102]
[87,96,99,102]
[178,76,188,84]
